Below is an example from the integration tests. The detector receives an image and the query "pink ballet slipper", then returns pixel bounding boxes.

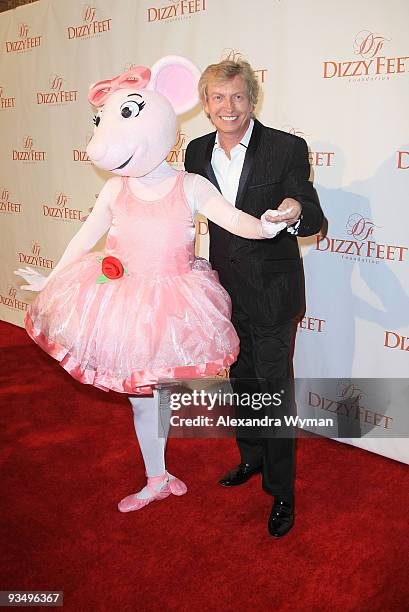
[118,472,187,513]
[166,472,187,496]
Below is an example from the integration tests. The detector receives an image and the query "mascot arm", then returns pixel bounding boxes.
[16,177,118,291]
[187,174,287,239]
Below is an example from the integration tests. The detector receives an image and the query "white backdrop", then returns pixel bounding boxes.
[1,0,408,463]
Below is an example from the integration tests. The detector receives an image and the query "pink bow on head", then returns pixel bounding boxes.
[88,66,151,107]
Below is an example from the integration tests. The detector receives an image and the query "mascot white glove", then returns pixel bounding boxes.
[260,209,289,239]
[14,267,48,292]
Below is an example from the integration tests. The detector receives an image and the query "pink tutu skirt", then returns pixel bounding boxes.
[25,255,239,394]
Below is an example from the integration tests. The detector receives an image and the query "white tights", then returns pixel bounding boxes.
[128,388,171,478]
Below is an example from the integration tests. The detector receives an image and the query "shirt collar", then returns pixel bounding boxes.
[214,118,254,152]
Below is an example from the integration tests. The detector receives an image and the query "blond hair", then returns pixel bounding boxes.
[198,59,259,118]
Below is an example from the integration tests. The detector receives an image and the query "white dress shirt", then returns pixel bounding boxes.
[211,119,254,206]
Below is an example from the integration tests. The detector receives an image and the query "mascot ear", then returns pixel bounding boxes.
[148,55,201,115]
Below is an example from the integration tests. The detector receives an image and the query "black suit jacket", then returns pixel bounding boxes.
[184,119,323,324]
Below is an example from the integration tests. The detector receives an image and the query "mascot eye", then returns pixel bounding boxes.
[120,99,145,119]
[92,115,101,127]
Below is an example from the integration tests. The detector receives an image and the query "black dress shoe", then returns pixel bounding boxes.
[218,463,262,487]
[268,497,294,537]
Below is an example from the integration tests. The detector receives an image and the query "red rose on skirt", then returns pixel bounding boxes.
[97,256,128,284]
[102,256,124,279]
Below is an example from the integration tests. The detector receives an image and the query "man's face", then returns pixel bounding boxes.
[204,75,254,141]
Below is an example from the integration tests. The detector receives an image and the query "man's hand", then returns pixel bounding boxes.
[276,198,302,226]
[14,267,48,292]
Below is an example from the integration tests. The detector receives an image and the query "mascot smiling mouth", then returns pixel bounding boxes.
[113,153,134,171]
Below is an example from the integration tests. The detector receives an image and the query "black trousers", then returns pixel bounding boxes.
[229,307,297,499]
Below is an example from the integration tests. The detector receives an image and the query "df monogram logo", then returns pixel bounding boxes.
[346,213,378,242]
[49,75,63,91]
[55,192,68,208]
[19,24,29,39]
[353,31,388,59]
[32,242,40,256]
[83,5,96,22]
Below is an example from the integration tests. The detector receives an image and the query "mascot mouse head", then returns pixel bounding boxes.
[86,56,201,177]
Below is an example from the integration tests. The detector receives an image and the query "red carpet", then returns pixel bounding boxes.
[1,321,408,611]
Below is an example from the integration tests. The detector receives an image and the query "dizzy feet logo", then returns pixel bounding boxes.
[42,192,83,222]
[67,5,112,40]
[316,214,407,263]
[17,242,54,270]
[147,0,207,24]
[0,286,30,311]
[0,187,22,214]
[36,75,78,105]
[12,137,46,163]
[323,30,408,82]
[5,24,42,53]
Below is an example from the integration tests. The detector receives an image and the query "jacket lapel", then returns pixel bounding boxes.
[235,119,263,210]
[203,132,221,191]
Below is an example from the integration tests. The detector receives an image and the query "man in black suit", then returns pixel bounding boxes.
[184,59,323,537]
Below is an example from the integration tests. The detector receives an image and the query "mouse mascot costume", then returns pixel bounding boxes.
[16,56,286,513]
